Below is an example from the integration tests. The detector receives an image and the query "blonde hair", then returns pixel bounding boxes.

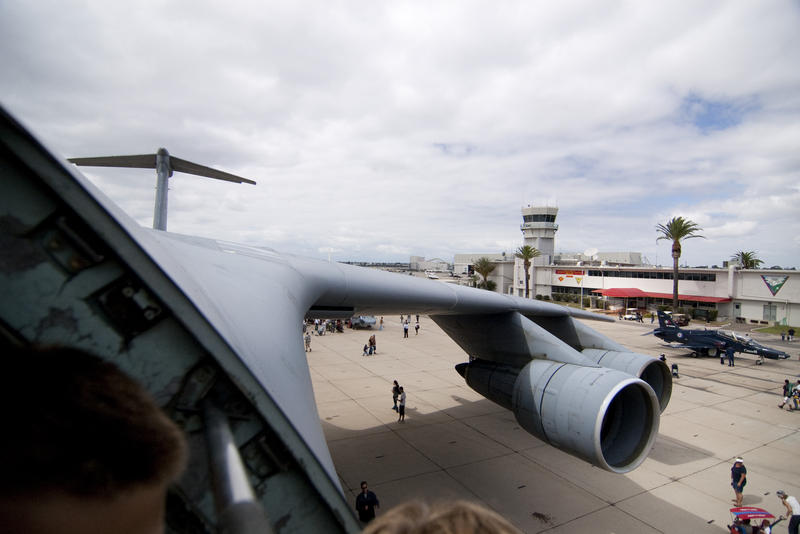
[362,500,522,534]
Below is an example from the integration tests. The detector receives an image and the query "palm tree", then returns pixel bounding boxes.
[656,216,704,311]
[472,257,497,291]
[515,245,541,298]
[730,251,763,269]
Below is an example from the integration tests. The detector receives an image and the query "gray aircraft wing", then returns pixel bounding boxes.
[0,105,670,533]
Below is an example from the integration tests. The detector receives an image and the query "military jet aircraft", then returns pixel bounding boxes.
[0,105,671,533]
[654,311,789,360]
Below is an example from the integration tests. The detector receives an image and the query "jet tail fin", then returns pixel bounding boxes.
[69,152,256,184]
[657,310,675,329]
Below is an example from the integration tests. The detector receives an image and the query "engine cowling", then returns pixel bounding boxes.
[581,349,672,413]
[456,358,660,473]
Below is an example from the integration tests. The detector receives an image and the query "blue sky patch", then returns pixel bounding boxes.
[679,93,759,133]
[433,143,477,157]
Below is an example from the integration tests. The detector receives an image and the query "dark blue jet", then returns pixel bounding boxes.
[654,311,790,360]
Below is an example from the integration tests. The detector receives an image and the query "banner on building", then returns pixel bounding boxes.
[555,269,585,283]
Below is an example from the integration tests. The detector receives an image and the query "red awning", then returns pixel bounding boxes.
[591,287,730,303]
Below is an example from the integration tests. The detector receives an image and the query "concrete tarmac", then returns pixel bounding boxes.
[307,316,800,533]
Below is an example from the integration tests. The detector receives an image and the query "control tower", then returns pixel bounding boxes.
[520,205,558,265]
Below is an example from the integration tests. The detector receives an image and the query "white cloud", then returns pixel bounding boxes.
[2,1,799,268]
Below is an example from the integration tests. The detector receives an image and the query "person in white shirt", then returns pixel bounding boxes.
[397,387,406,422]
[777,490,800,534]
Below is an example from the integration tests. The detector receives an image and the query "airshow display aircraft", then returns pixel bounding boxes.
[654,310,789,360]
[0,104,672,533]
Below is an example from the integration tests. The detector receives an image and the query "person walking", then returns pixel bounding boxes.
[777,490,800,534]
[779,379,793,411]
[792,380,800,411]
[391,380,400,411]
[355,481,380,524]
[726,345,735,367]
[304,332,311,352]
[397,386,406,422]
[379,317,384,330]
[731,457,746,507]
[403,321,409,338]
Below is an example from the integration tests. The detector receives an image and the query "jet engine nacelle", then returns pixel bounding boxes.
[456,359,660,473]
[581,349,672,413]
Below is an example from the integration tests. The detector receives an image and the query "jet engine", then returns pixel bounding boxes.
[580,349,672,413]
[456,358,659,473]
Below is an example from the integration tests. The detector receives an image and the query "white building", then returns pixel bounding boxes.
[409,256,451,272]
[538,264,798,325]
[453,253,509,275]
[461,204,800,326]
[453,253,515,295]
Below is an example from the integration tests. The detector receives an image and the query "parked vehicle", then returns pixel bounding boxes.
[622,308,639,320]
[350,316,377,329]
[664,311,690,326]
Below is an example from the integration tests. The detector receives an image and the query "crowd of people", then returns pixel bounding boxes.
[727,457,799,534]
[778,378,800,411]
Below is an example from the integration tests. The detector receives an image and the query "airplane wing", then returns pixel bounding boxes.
[0,105,670,533]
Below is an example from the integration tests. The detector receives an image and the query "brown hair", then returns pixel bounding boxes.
[362,500,522,534]
[0,346,187,497]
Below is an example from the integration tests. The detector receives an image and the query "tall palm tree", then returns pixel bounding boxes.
[515,245,541,298]
[730,251,763,269]
[656,216,704,311]
[472,257,497,291]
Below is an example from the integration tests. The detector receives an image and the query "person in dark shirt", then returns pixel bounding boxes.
[731,458,747,507]
[779,379,793,411]
[392,380,400,411]
[355,481,380,523]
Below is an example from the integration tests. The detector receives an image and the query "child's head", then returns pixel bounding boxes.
[0,346,187,534]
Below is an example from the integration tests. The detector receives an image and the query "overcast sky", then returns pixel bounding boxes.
[2,1,799,268]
